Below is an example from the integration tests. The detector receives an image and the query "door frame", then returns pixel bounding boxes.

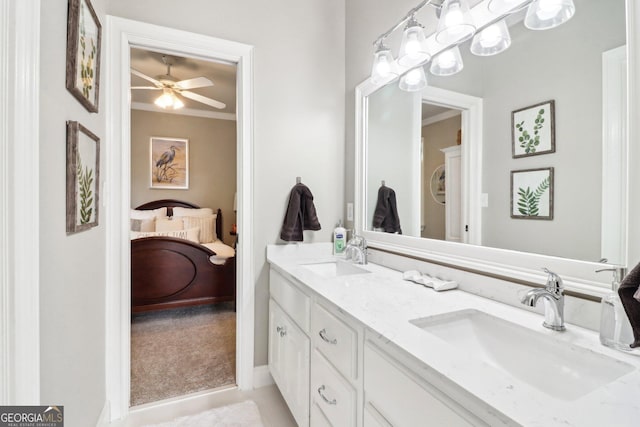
[104,16,254,420]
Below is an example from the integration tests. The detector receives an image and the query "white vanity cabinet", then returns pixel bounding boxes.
[269,269,311,427]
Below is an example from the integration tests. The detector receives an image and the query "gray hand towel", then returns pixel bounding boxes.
[618,260,640,348]
[280,183,321,242]
[372,185,402,234]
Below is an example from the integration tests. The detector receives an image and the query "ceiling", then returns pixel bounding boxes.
[130,48,237,115]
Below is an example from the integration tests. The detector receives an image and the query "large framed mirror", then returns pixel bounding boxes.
[355,0,639,297]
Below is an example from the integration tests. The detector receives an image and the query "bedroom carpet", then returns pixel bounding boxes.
[142,400,264,427]
[131,303,236,406]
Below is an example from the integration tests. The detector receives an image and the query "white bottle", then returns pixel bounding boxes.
[333,220,347,255]
[598,269,634,351]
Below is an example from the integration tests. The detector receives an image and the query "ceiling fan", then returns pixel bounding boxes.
[130,55,226,109]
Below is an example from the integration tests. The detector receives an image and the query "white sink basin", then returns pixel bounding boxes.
[410,309,634,401]
[301,261,370,278]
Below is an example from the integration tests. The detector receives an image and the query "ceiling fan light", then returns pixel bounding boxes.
[399,66,427,92]
[430,46,464,76]
[525,0,575,30]
[470,20,511,56]
[435,0,476,46]
[398,17,431,67]
[172,95,184,110]
[154,89,175,109]
[371,43,400,84]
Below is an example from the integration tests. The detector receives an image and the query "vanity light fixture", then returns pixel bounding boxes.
[399,66,428,92]
[524,0,575,30]
[430,46,464,76]
[487,0,530,14]
[154,88,184,110]
[435,0,476,45]
[398,16,431,67]
[470,20,511,56]
[369,0,576,91]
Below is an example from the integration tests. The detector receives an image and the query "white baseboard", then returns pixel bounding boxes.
[96,400,110,427]
[253,365,274,389]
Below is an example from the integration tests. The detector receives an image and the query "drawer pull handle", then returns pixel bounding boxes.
[317,385,337,405]
[276,325,287,337]
[319,328,337,345]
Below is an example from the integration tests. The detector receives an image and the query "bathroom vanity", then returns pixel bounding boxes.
[267,243,640,427]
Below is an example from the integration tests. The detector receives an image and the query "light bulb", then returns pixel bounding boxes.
[370,43,399,84]
[430,46,464,76]
[154,90,174,108]
[479,25,502,48]
[405,68,422,85]
[435,0,476,45]
[438,50,457,68]
[398,17,430,67]
[399,67,427,92]
[172,95,184,109]
[525,0,575,30]
[471,20,511,56]
[444,4,464,30]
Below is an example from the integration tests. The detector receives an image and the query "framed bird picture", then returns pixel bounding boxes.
[150,136,189,189]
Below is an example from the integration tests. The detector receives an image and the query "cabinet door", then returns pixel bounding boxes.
[269,299,310,427]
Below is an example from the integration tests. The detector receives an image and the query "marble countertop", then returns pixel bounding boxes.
[267,243,640,427]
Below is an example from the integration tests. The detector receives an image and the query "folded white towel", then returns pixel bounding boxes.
[402,270,458,291]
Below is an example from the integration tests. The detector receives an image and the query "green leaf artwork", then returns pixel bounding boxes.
[78,0,97,99]
[77,154,94,224]
[515,108,545,154]
[517,176,550,216]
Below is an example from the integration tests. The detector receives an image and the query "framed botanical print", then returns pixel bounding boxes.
[511,100,555,158]
[66,0,102,113]
[511,167,554,220]
[66,121,100,233]
[150,137,189,189]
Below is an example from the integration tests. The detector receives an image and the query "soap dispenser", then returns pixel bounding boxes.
[596,267,634,351]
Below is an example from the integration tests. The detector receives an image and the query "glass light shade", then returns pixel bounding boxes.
[398,18,431,67]
[524,0,575,30]
[470,20,511,56]
[487,0,530,15]
[154,89,184,109]
[435,0,476,45]
[399,67,427,92]
[370,44,400,84]
[430,46,464,76]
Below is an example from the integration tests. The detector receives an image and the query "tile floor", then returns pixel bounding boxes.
[111,384,296,427]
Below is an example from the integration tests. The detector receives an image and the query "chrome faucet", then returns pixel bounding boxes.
[521,268,565,331]
[345,234,367,265]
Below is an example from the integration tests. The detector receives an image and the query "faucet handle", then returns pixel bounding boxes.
[542,268,563,292]
[595,267,627,289]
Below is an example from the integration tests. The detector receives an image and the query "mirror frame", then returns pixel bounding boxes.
[354,1,640,298]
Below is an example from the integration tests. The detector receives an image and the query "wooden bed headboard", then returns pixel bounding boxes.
[135,199,223,240]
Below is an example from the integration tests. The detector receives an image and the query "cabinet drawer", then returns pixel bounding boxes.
[364,342,475,427]
[270,268,311,333]
[312,302,357,380]
[311,350,357,427]
[310,402,332,427]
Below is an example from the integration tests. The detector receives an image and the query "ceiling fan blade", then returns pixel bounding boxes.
[130,86,162,90]
[174,76,214,90]
[131,68,162,87]
[179,90,226,109]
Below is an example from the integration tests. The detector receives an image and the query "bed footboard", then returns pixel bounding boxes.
[131,236,235,313]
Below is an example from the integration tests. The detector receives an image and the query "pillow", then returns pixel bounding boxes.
[131,227,200,244]
[130,218,155,232]
[182,215,217,243]
[155,217,184,232]
[130,207,168,220]
[172,207,214,217]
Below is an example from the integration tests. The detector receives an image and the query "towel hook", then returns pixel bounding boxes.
[296,176,302,184]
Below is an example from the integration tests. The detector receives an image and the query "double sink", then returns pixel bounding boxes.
[301,260,635,401]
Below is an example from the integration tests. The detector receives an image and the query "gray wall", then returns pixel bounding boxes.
[130,110,237,245]
[346,0,625,262]
[108,0,346,368]
[40,0,106,425]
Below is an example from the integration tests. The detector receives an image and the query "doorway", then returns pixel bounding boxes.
[128,48,239,405]
[105,16,255,421]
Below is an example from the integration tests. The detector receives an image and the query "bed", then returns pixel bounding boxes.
[130,199,236,313]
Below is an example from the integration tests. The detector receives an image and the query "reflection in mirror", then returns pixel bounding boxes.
[364,0,627,264]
